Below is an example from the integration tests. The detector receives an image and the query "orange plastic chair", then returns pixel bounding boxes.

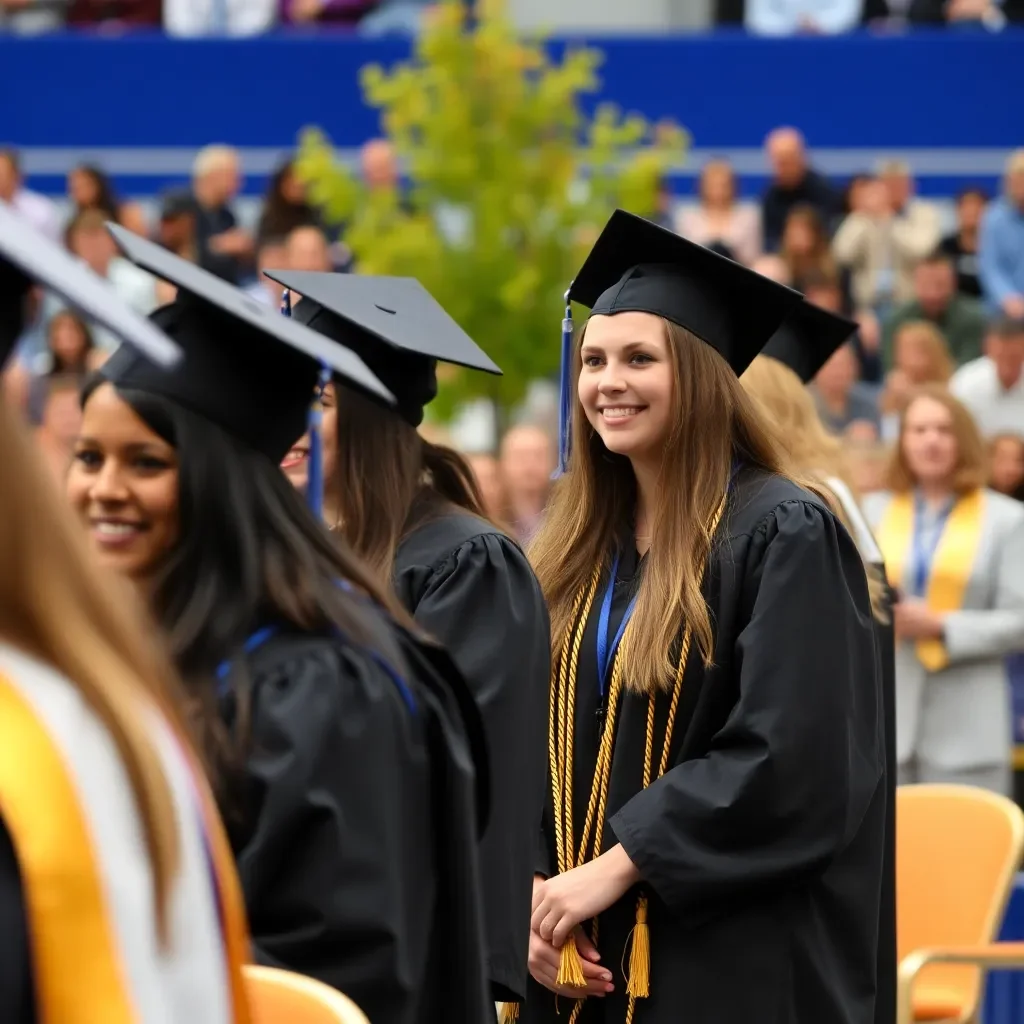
[897,784,1024,1024]
[245,965,371,1024]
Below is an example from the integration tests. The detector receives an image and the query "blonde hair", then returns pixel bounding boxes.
[192,144,238,181]
[741,354,888,621]
[530,319,791,695]
[886,384,988,494]
[0,397,189,942]
[741,354,850,485]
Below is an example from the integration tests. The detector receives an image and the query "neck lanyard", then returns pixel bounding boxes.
[911,492,955,598]
[596,551,639,700]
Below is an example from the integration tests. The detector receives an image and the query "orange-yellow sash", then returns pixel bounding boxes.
[0,672,252,1023]
[876,488,986,672]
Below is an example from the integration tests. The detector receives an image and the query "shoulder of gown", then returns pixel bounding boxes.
[610,494,884,923]
[395,510,551,1001]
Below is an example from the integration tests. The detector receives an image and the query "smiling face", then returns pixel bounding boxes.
[578,311,675,465]
[281,380,337,499]
[65,383,180,583]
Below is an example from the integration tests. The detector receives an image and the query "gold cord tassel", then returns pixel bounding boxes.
[556,938,588,989]
[626,895,651,998]
[499,1001,520,1022]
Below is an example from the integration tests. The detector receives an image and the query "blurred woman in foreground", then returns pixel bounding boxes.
[0,378,250,1024]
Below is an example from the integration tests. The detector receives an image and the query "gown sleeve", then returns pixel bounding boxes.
[407,532,551,1000]
[235,640,435,1024]
[0,813,35,1024]
[610,500,882,922]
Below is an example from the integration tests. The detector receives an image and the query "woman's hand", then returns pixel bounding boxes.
[528,924,615,998]
[531,845,641,949]
[894,598,944,640]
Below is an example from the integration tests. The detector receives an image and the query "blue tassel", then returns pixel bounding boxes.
[305,364,331,518]
[281,289,329,517]
[554,289,574,478]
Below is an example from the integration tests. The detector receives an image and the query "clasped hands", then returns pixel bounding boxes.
[528,844,641,998]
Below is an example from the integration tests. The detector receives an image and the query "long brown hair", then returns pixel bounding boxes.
[0,396,187,943]
[331,384,489,583]
[886,384,988,494]
[530,319,787,695]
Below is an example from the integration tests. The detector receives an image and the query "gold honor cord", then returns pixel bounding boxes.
[548,494,727,1024]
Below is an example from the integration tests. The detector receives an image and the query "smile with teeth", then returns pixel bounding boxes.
[91,520,145,537]
[600,406,644,420]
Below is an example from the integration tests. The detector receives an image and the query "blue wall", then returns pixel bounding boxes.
[1,29,1021,199]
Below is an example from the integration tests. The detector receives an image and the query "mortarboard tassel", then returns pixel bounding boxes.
[498,1002,519,1023]
[553,289,574,478]
[626,894,651,998]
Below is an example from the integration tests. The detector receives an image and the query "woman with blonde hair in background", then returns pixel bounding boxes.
[524,211,884,1024]
[878,320,954,441]
[863,385,1024,795]
[743,300,898,1024]
[0,219,251,1024]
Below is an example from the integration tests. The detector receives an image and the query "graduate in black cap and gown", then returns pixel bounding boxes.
[65,225,492,1024]
[264,268,552,1016]
[525,211,886,1024]
[752,302,897,1024]
[0,206,257,1024]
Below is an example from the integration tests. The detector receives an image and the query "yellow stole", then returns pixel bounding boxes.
[0,672,252,1024]
[876,488,986,672]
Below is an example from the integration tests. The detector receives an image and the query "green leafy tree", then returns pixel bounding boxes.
[296,0,686,422]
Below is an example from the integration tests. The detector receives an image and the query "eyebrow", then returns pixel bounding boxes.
[74,438,172,455]
[580,339,656,354]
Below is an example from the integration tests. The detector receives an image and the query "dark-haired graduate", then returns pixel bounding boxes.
[524,211,886,1024]
[65,226,492,1024]
[265,268,552,1017]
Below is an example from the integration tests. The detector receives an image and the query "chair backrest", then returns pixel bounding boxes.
[245,965,371,1024]
[897,784,1024,1017]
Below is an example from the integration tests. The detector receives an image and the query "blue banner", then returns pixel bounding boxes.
[1,29,1021,199]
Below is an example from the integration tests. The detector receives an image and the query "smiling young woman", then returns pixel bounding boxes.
[524,211,886,1024]
[64,227,492,1024]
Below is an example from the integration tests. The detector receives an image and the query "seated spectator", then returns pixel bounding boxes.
[0,147,60,242]
[3,310,105,424]
[979,149,1024,319]
[245,236,288,308]
[648,177,677,233]
[833,164,941,314]
[843,173,872,217]
[744,0,862,34]
[990,433,1024,501]
[761,127,840,253]
[60,208,158,351]
[751,253,792,285]
[189,145,252,283]
[0,0,67,33]
[882,252,988,368]
[810,341,881,436]
[498,424,554,546]
[878,321,955,441]
[33,375,84,483]
[67,0,160,27]
[805,272,881,383]
[939,187,989,299]
[165,0,276,34]
[466,452,509,526]
[66,163,148,236]
[284,223,332,273]
[780,204,851,306]
[257,159,325,245]
[677,160,761,266]
[951,316,1024,437]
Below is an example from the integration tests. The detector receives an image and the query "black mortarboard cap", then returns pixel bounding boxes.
[102,224,394,462]
[0,200,181,370]
[262,270,500,428]
[568,209,801,377]
[761,300,859,384]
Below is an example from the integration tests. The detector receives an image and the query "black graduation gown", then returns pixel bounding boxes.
[394,510,552,1002]
[0,815,34,1024]
[224,595,492,1024]
[525,471,886,1024]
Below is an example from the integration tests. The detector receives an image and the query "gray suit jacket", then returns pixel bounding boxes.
[862,489,1024,771]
